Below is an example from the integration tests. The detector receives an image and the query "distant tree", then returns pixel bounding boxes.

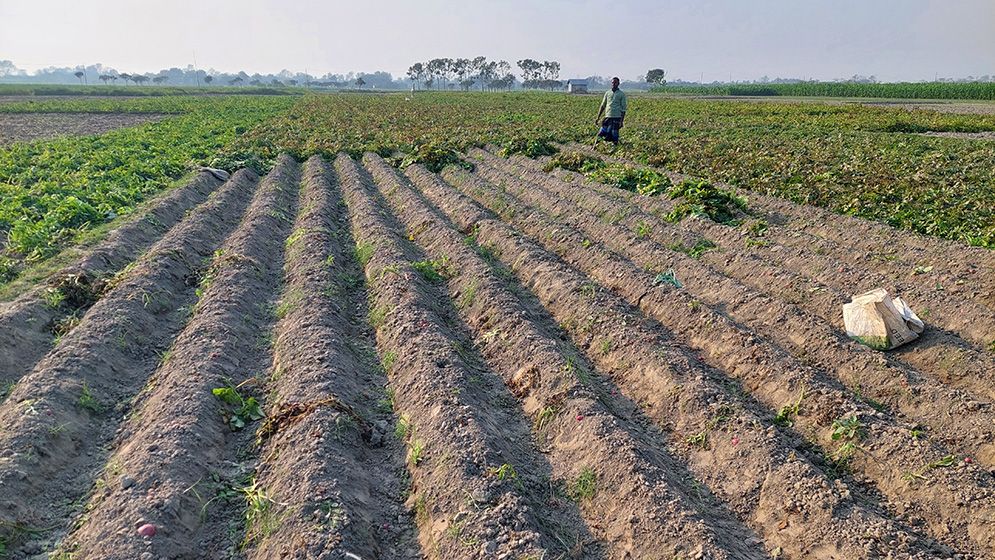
[645,68,666,85]
[73,70,85,85]
[249,79,261,86]
[478,60,497,91]
[98,74,114,84]
[517,59,542,83]
[542,61,560,82]
[204,75,214,85]
[287,79,297,86]
[229,76,243,86]
[427,59,447,90]
[406,62,425,89]
[132,74,149,85]
[356,77,366,88]
[271,79,284,86]
[152,75,168,84]
[119,73,131,84]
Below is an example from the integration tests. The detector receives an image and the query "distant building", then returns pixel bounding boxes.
[566,79,588,94]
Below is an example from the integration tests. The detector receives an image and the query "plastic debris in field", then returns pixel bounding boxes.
[843,288,924,350]
[200,167,231,181]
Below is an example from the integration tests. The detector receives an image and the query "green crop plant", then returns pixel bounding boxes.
[665,180,748,225]
[212,382,264,431]
[498,137,558,158]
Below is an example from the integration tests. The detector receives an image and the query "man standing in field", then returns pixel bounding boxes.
[595,77,627,144]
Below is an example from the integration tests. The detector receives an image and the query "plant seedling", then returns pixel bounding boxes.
[212,382,264,431]
[569,468,597,502]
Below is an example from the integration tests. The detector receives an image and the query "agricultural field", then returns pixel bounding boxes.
[0,91,994,559]
[657,81,995,100]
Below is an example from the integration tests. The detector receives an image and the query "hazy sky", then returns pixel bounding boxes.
[1,0,992,81]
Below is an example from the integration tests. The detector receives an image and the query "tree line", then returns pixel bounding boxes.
[406,57,569,91]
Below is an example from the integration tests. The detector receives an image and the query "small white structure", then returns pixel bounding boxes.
[566,79,588,94]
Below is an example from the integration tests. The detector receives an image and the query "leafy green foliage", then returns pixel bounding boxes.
[588,164,673,196]
[497,137,557,158]
[0,96,293,286]
[542,151,605,173]
[398,141,473,173]
[569,468,597,502]
[212,383,264,430]
[665,180,748,224]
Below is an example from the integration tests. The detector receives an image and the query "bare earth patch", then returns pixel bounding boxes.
[919,130,995,140]
[0,112,167,145]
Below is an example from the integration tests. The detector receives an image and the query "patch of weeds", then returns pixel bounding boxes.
[588,164,672,196]
[409,439,426,466]
[773,387,805,427]
[744,219,769,237]
[598,338,614,355]
[42,287,66,309]
[412,256,454,282]
[381,351,397,371]
[273,289,302,320]
[830,415,864,467]
[241,477,282,547]
[212,381,264,431]
[317,500,346,530]
[395,414,412,440]
[665,179,748,225]
[489,463,518,482]
[51,311,82,341]
[563,356,591,385]
[377,386,396,413]
[685,431,709,449]
[77,380,103,413]
[831,415,863,442]
[568,468,597,502]
[457,280,479,309]
[535,406,557,432]
[413,494,430,524]
[579,282,597,299]
[635,220,651,239]
[354,241,375,268]
[668,239,717,259]
[368,304,392,328]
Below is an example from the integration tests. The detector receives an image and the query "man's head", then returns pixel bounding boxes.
[611,77,620,91]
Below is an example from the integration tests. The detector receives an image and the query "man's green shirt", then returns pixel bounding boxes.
[601,88,628,118]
